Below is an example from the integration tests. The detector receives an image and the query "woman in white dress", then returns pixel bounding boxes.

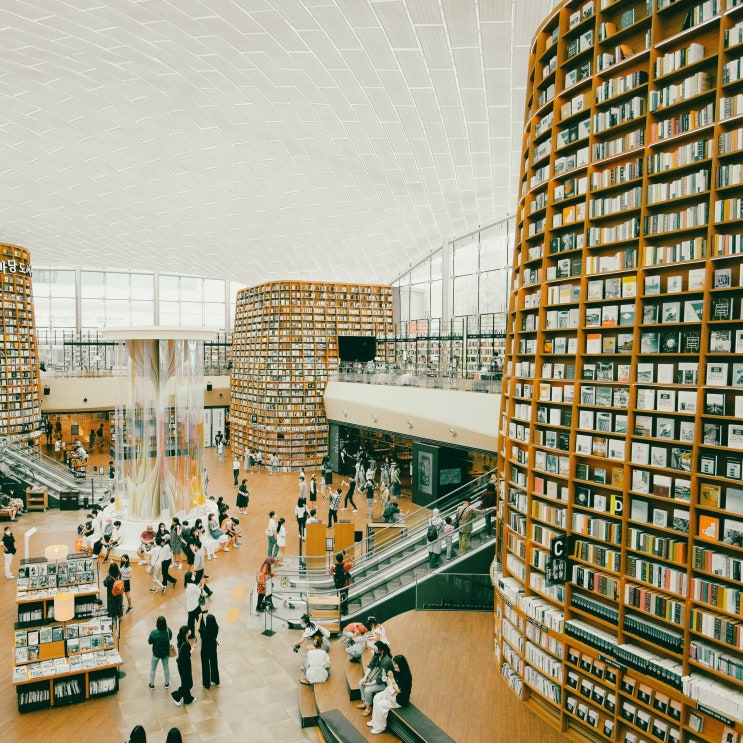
[300,635,330,685]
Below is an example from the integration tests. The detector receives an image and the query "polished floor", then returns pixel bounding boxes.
[2,445,570,743]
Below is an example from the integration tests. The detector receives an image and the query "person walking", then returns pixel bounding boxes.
[3,525,17,579]
[160,535,177,593]
[184,572,203,640]
[265,511,278,557]
[198,612,220,689]
[309,473,318,505]
[340,479,358,512]
[269,453,279,475]
[147,615,172,689]
[148,541,166,594]
[232,455,240,486]
[120,554,134,613]
[193,539,213,598]
[170,517,184,570]
[171,625,196,706]
[327,488,341,528]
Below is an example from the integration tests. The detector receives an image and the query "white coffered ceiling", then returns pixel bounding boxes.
[0,0,557,285]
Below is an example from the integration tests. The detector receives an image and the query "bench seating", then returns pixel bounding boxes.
[0,508,16,520]
[388,703,457,743]
[318,709,367,743]
[298,679,319,728]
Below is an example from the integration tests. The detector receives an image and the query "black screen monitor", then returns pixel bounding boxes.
[338,336,377,362]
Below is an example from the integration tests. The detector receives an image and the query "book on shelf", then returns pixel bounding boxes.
[706,363,729,386]
[656,417,675,439]
[632,469,650,494]
[622,275,637,298]
[676,362,698,385]
[674,478,690,502]
[667,275,683,293]
[642,304,659,324]
[634,415,653,436]
[660,331,680,353]
[736,329,743,354]
[617,333,633,353]
[714,267,733,288]
[699,482,721,508]
[700,453,717,475]
[729,424,743,450]
[710,329,732,352]
[670,447,692,472]
[732,363,743,387]
[657,389,676,411]
[703,423,722,445]
[636,388,655,410]
[631,441,649,465]
[640,332,659,353]
[604,277,621,298]
[630,499,649,521]
[712,296,734,320]
[688,268,706,290]
[723,518,743,543]
[657,363,674,384]
[662,301,680,323]
[725,487,743,515]
[651,446,668,468]
[601,305,618,327]
[727,457,743,481]
[699,515,719,540]
[637,363,654,383]
[653,474,672,498]
[586,334,602,353]
[645,275,661,295]
[617,364,630,383]
[684,299,704,322]
[587,279,603,300]
[602,336,616,354]
[682,329,701,353]
[619,304,635,326]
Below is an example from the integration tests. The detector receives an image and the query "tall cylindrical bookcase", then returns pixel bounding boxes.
[495,2,743,742]
[0,244,42,438]
[230,281,393,470]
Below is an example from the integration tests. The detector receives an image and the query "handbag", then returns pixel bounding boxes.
[169,644,177,658]
[199,590,207,607]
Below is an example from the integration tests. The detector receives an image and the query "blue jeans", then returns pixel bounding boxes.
[150,654,170,685]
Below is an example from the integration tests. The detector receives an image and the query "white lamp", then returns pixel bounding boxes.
[44,544,68,562]
[54,592,75,622]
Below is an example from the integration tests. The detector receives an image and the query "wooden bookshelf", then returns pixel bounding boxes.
[230,281,393,470]
[0,244,42,439]
[13,556,121,712]
[496,2,743,742]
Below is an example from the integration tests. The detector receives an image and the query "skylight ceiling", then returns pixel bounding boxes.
[0,0,557,285]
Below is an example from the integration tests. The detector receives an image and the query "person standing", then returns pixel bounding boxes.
[331,551,352,615]
[171,625,196,706]
[147,615,172,689]
[236,478,250,515]
[255,557,276,612]
[103,562,124,620]
[269,453,279,475]
[120,554,134,613]
[231,455,240,486]
[455,497,496,553]
[322,456,333,494]
[97,422,104,449]
[170,517,184,570]
[364,478,376,518]
[89,428,96,452]
[309,473,318,505]
[327,488,341,528]
[427,509,444,568]
[298,474,308,502]
[198,612,220,689]
[148,541,166,594]
[265,511,278,557]
[2,525,16,579]
[480,482,497,536]
[295,497,308,540]
[275,517,287,564]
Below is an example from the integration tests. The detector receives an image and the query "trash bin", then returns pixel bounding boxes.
[59,490,80,511]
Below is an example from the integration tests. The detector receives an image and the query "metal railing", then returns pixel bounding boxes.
[332,369,502,394]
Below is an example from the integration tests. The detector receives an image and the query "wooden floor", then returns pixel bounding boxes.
[0,444,570,742]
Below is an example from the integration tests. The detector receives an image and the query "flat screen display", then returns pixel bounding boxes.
[338,336,377,362]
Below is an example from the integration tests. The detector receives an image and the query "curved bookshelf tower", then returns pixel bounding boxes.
[0,243,41,438]
[495,2,743,742]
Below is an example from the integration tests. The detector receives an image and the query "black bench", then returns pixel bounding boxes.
[319,709,367,743]
[388,704,457,743]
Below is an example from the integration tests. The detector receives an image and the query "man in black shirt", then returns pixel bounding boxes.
[3,525,17,579]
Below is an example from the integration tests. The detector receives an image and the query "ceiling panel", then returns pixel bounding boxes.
[0,0,557,285]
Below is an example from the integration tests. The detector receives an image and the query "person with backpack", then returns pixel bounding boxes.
[426,508,444,568]
[147,615,173,689]
[330,551,353,614]
[103,562,124,620]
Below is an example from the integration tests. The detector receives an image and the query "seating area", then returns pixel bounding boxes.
[300,630,456,742]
